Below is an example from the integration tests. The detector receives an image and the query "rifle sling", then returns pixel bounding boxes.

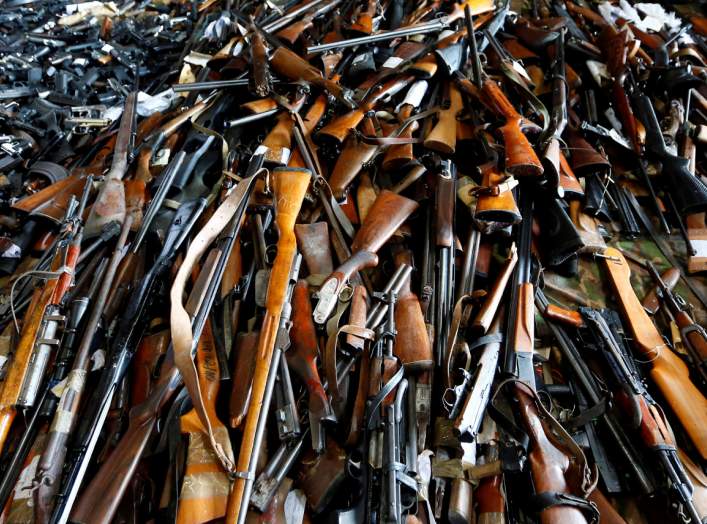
[324,324,375,402]
[170,173,260,475]
[527,492,599,524]
[562,396,608,431]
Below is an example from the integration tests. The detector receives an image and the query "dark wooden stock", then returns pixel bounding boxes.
[394,252,433,371]
[12,173,94,223]
[476,475,505,523]
[565,128,610,175]
[229,330,260,428]
[515,385,589,524]
[288,280,331,426]
[71,356,180,524]
[435,175,455,248]
[559,153,584,199]
[588,489,627,524]
[247,478,292,524]
[250,29,270,98]
[299,441,347,513]
[482,79,543,177]
[295,222,334,275]
[330,190,418,284]
[131,327,170,405]
[346,284,368,351]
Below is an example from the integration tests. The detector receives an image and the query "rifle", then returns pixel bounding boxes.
[580,307,704,524]
[276,0,341,44]
[433,159,456,369]
[313,190,418,324]
[226,167,310,524]
[536,289,655,495]
[540,28,567,189]
[646,261,707,386]
[505,186,597,524]
[0,254,106,509]
[643,266,680,315]
[288,279,335,452]
[601,247,707,460]
[84,91,138,236]
[0,180,90,456]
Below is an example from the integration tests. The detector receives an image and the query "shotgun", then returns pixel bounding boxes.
[313,190,418,324]
[226,166,311,524]
[601,247,707,460]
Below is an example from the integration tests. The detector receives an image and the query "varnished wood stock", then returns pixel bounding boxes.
[602,247,707,459]
[229,331,259,428]
[270,47,348,104]
[424,82,463,154]
[642,267,679,314]
[482,79,543,177]
[226,167,311,523]
[473,245,518,333]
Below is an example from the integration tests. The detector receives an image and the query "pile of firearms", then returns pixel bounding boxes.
[1,0,707,522]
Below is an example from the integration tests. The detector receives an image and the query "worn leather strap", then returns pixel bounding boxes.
[527,492,600,524]
[170,173,260,474]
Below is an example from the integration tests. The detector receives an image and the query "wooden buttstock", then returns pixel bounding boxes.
[544,304,584,328]
[351,190,418,255]
[394,293,433,371]
[131,328,170,405]
[435,175,455,248]
[602,247,707,459]
[345,343,370,446]
[676,311,707,364]
[299,441,347,513]
[276,19,312,44]
[229,331,259,428]
[499,121,543,177]
[515,387,589,524]
[288,281,331,423]
[13,173,93,223]
[317,108,365,144]
[559,152,584,198]
[475,167,521,224]
[270,48,344,101]
[328,119,378,199]
[268,167,311,311]
[587,489,627,524]
[295,222,334,275]
[424,83,463,155]
[263,113,295,165]
[346,284,368,351]
[475,475,505,520]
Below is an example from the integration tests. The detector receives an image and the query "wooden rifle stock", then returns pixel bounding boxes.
[475,162,522,225]
[289,93,328,168]
[382,103,417,172]
[424,82,463,154]
[313,190,418,324]
[394,251,433,371]
[473,244,518,333]
[482,79,543,177]
[295,222,334,275]
[131,326,170,405]
[229,330,260,429]
[262,112,295,166]
[226,167,311,524]
[601,247,707,459]
[288,280,335,440]
[476,474,505,524]
[85,91,138,236]
[328,117,379,199]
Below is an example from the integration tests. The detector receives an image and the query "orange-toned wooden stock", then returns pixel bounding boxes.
[226,167,311,523]
[602,247,707,459]
[482,79,543,177]
[424,82,463,155]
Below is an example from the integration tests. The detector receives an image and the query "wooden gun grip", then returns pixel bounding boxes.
[424,83,463,154]
[295,222,334,275]
[317,108,365,144]
[328,118,378,199]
